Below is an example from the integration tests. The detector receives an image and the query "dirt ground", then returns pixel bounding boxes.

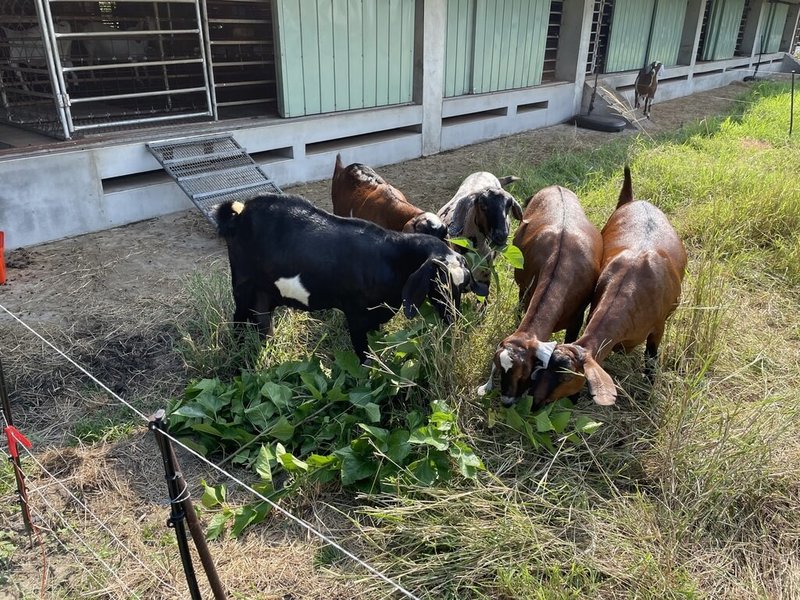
[0,81,752,599]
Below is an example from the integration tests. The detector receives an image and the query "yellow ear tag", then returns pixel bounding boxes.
[231,201,245,215]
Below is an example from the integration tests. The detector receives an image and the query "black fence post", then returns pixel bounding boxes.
[0,357,33,534]
[150,409,228,600]
[150,410,203,600]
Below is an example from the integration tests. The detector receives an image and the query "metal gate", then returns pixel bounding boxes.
[1,0,277,139]
[44,0,213,136]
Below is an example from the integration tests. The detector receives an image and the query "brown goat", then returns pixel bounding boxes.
[331,154,446,239]
[530,167,687,406]
[634,60,664,119]
[477,186,603,406]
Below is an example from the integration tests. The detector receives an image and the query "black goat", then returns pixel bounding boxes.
[217,194,488,360]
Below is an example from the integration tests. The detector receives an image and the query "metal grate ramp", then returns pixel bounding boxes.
[146,134,283,226]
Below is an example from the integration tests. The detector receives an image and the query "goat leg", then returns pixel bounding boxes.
[644,327,663,383]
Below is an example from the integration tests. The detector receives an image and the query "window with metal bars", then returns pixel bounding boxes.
[541,0,563,83]
[735,0,752,56]
[585,0,614,74]
[696,0,712,60]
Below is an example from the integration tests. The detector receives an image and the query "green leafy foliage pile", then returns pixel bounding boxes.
[168,320,485,538]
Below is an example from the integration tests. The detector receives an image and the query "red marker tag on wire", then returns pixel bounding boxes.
[4,425,32,459]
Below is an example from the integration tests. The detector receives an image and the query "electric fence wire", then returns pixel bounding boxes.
[11,435,179,594]
[0,302,423,600]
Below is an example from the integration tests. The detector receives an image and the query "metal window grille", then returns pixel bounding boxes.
[735,0,751,55]
[541,0,563,83]
[0,0,278,140]
[586,0,614,74]
[696,0,713,60]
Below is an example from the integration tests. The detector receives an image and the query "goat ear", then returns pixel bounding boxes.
[446,194,477,237]
[402,258,437,318]
[582,356,616,406]
[510,198,524,221]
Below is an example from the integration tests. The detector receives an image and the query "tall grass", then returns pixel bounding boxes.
[177,82,800,599]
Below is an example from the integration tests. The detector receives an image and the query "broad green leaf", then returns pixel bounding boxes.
[201,481,226,508]
[575,416,603,435]
[186,378,220,397]
[231,506,259,538]
[409,427,448,451]
[408,458,437,486]
[448,237,475,250]
[515,395,533,418]
[450,441,483,479]
[500,244,524,269]
[504,407,527,432]
[206,511,231,540]
[306,454,338,470]
[400,360,420,381]
[191,422,222,437]
[363,402,381,423]
[348,390,373,407]
[275,445,308,471]
[386,430,412,464]
[358,424,389,443]
[335,447,378,486]
[549,410,571,434]
[244,402,277,429]
[171,405,209,419]
[196,390,226,417]
[406,411,423,431]
[268,416,295,442]
[533,410,555,433]
[334,351,364,378]
[254,445,275,484]
[260,382,293,410]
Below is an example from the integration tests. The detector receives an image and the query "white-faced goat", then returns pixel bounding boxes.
[217,194,488,360]
[477,186,603,406]
[437,172,523,289]
[530,167,687,407]
[634,60,664,119]
[331,154,446,239]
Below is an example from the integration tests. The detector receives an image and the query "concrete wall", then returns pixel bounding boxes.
[2,0,799,249]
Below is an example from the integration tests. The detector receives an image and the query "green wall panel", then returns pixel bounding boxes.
[605,0,656,72]
[445,0,475,97]
[701,0,746,61]
[452,0,551,94]
[274,0,415,117]
[648,0,688,66]
[763,2,789,53]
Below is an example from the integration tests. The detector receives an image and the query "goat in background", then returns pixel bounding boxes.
[634,60,664,119]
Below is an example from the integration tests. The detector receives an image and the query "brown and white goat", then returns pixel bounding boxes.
[331,154,447,239]
[437,172,523,288]
[634,60,664,119]
[477,186,603,406]
[530,167,687,406]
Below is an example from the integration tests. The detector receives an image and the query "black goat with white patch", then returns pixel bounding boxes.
[217,194,488,360]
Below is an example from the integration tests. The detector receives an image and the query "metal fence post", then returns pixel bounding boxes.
[150,409,227,600]
[150,410,204,600]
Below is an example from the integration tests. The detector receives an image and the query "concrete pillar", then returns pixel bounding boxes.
[555,0,596,114]
[780,4,800,53]
[413,0,446,157]
[740,0,768,58]
[679,0,707,67]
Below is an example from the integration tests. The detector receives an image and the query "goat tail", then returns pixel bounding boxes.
[616,166,634,208]
[216,200,245,237]
[334,153,344,179]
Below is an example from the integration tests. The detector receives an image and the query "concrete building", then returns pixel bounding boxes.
[1,0,799,249]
